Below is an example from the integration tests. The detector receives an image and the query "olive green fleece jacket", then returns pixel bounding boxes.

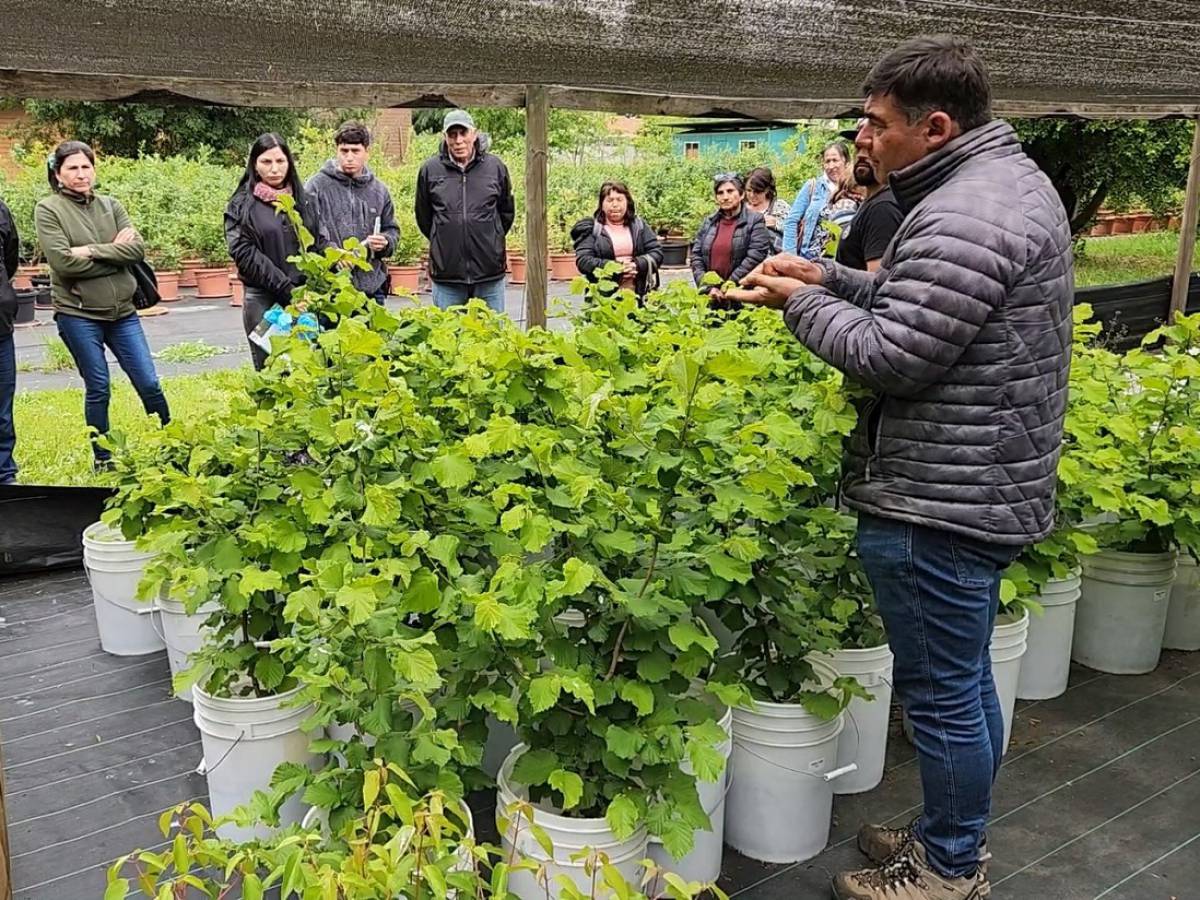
[34,190,145,321]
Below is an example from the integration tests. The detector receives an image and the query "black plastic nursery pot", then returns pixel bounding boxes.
[660,239,690,268]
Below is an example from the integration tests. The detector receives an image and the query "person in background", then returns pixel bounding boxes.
[835,119,905,272]
[732,35,1072,900]
[415,110,515,314]
[743,167,793,253]
[782,141,852,258]
[811,169,864,259]
[34,140,170,470]
[691,172,771,312]
[571,181,663,300]
[305,120,399,304]
[225,133,319,370]
[0,195,18,484]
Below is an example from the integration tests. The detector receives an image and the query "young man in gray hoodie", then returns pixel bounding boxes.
[305,121,400,303]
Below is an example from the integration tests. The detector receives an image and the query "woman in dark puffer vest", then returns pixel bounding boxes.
[691,173,771,312]
[224,133,320,370]
[571,181,663,301]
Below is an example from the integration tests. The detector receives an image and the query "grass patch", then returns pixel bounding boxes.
[1074,231,1200,287]
[18,336,76,374]
[12,368,247,486]
[155,339,230,364]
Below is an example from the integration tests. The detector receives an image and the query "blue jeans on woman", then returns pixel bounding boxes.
[0,334,16,483]
[56,313,170,462]
[856,512,1020,878]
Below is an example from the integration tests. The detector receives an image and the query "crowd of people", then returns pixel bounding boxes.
[0,34,1076,900]
[0,104,904,477]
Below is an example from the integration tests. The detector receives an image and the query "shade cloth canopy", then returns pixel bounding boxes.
[1,1,1199,117]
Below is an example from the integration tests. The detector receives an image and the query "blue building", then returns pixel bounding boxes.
[670,120,802,158]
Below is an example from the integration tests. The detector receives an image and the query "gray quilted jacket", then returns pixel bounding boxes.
[784,120,1073,545]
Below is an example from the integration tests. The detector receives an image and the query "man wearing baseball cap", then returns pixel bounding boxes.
[415,109,515,313]
[835,118,904,273]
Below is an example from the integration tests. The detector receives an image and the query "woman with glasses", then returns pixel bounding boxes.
[691,172,771,311]
[744,167,792,253]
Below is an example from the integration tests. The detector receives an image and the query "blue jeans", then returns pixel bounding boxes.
[431,277,507,314]
[0,334,15,483]
[56,313,170,461]
[856,512,1020,878]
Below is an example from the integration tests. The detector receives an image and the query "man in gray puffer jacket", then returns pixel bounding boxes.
[736,36,1072,900]
[306,121,400,302]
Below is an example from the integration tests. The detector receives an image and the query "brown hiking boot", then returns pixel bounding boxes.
[857,817,918,864]
[833,840,990,900]
[857,819,991,874]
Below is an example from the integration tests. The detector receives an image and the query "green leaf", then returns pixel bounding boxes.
[104,880,130,900]
[704,550,752,583]
[559,557,597,597]
[687,739,727,783]
[549,769,585,809]
[363,768,381,808]
[243,873,264,900]
[335,583,377,625]
[671,351,702,400]
[253,654,285,692]
[605,794,641,838]
[618,681,655,715]
[528,675,562,713]
[605,724,645,759]
[427,534,462,576]
[239,567,282,595]
[596,529,639,556]
[667,620,719,655]
[512,748,559,786]
[363,484,402,527]
[637,649,673,683]
[432,449,475,489]
[402,569,442,614]
[302,780,341,809]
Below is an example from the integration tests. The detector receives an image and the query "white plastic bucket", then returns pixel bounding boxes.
[647,706,732,886]
[812,644,893,795]
[1075,550,1177,674]
[82,521,164,656]
[193,683,319,841]
[1017,572,1081,700]
[1164,554,1200,651]
[991,610,1029,755]
[725,659,851,863]
[497,744,648,900]
[155,597,219,702]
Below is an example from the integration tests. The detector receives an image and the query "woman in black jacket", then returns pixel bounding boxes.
[691,173,771,312]
[224,133,319,370]
[571,181,663,300]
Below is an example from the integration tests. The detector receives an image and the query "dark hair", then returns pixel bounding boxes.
[46,140,96,192]
[713,172,745,194]
[862,35,992,131]
[334,120,372,147]
[234,133,307,209]
[821,142,852,165]
[594,181,636,226]
[744,167,777,204]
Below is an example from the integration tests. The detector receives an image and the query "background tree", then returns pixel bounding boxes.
[22,101,305,162]
[1013,118,1193,235]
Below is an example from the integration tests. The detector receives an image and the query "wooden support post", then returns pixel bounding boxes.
[1169,118,1200,319]
[525,84,549,329]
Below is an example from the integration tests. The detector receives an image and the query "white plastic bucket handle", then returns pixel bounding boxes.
[84,563,157,617]
[731,738,858,782]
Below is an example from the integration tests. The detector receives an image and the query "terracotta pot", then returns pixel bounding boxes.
[13,264,40,291]
[549,253,579,281]
[179,258,204,288]
[1168,215,1182,231]
[508,254,527,285]
[1147,217,1164,232]
[230,274,244,307]
[194,267,232,298]
[387,264,421,294]
[1110,216,1133,235]
[1131,214,1153,234]
[1090,220,1112,237]
[157,270,181,302]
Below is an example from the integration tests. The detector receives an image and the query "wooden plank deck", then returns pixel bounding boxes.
[1,569,1197,899]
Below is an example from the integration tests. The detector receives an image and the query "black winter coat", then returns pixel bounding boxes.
[784,120,1073,545]
[691,206,771,310]
[224,189,321,301]
[570,216,663,298]
[0,199,18,337]
[415,140,515,285]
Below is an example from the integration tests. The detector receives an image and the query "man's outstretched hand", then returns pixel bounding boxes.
[724,254,825,309]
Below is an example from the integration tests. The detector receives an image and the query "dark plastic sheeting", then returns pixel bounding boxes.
[0,485,114,576]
